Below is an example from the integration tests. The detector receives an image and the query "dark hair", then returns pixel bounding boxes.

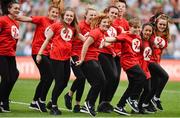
[114,0,128,8]
[140,22,154,40]
[103,5,119,14]
[140,22,154,55]
[0,0,18,15]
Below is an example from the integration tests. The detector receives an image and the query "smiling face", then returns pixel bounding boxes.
[108,7,119,20]
[115,1,126,17]
[142,25,153,40]
[99,18,110,31]
[130,24,141,35]
[63,10,74,25]
[48,7,59,20]
[8,3,20,16]
[85,10,97,24]
[157,19,168,32]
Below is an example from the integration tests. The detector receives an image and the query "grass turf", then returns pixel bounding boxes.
[0,79,180,117]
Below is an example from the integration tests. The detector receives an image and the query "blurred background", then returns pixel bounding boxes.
[1,0,179,59]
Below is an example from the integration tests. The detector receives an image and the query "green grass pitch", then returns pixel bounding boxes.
[0,79,180,117]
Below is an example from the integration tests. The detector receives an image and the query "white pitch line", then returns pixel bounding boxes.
[164,90,180,94]
[10,101,71,112]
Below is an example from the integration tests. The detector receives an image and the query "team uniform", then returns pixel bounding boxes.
[97,25,118,112]
[48,22,75,114]
[138,40,153,113]
[64,20,89,111]
[114,33,146,115]
[143,35,169,111]
[29,16,55,111]
[81,28,106,116]
[112,18,129,97]
[0,16,19,112]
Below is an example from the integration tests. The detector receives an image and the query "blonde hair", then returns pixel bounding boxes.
[51,0,64,13]
[128,17,141,27]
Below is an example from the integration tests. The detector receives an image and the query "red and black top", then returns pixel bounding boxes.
[49,22,75,61]
[31,16,55,56]
[71,20,91,57]
[112,18,129,56]
[0,16,19,56]
[116,33,141,71]
[84,28,106,61]
[150,35,168,63]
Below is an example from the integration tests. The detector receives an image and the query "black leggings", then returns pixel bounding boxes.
[51,59,71,105]
[32,55,54,101]
[144,62,169,104]
[117,65,146,107]
[0,56,19,103]
[70,56,86,102]
[98,53,118,103]
[138,79,151,108]
[113,56,121,97]
[81,60,106,106]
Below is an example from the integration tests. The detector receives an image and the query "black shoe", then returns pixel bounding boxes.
[114,106,130,116]
[84,101,96,116]
[142,104,155,114]
[29,102,39,110]
[1,101,10,113]
[73,105,80,113]
[50,106,62,115]
[126,97,139,112]
[80,105,88,113]
[36,99,47,112]
[97,102,112,113]
[64,93,72,110]
[151,98,163,111]
[149,102,157,112]
[46,101,52,110]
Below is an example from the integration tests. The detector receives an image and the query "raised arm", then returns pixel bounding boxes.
[15,15,32,22]
[76,36,94,65]
[36,29,54,63]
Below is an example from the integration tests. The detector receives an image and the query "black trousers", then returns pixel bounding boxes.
[98,53,118,103]
[144,62,169,104]
[0,56,19,104]
[113,56,121,97]
[138,79,151,108]
[51,59,71,105]
[70,56,86,102]
[32,55,54,101]
[81,60,106,106]
[117,65,146,107]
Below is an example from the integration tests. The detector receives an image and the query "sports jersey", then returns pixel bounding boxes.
[31,16,55,56]
[84,28,106,61]
[113,18,129,56]
[98,26,117,55]
[50,22,75,60]
[71,20,90,57]
[150,35,168,63]
[140,40,152,79]
[116,33,141,71]
[0,16,19,56]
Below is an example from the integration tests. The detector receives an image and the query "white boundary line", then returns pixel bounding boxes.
[10,101,71,112]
